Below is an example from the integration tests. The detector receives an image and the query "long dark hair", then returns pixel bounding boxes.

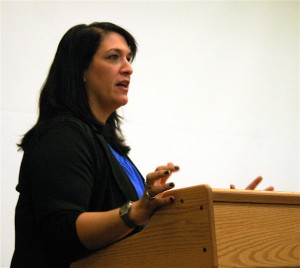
[19,22,137,154]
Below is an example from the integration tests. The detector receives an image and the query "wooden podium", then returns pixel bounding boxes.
[71,185,300,267]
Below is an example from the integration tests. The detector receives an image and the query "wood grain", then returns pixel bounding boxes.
[212,189,300,267]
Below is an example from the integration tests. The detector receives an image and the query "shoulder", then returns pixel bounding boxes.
[39,114,96,138]
[26,114,100,152]
[45,113,92,131]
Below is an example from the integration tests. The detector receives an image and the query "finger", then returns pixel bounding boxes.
[148,163,180,186]
[145,182,175,199]
[166,162,180,172]
[155,165,169,171]
[230,184,236,189]
[155,195,175,208]
[146,170,171,186]
[264,186,274,191]
[155,163,180,172]
[245,176,263,190]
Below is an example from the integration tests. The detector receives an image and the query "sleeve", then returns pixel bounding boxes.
[27,121,98,258]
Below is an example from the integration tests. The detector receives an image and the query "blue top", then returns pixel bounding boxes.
[109,145,145,198]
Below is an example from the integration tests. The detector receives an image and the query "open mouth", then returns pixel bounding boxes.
[116,81,129,89]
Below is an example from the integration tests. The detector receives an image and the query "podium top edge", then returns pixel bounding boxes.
[211,187,300,205]
[168,184,300,205]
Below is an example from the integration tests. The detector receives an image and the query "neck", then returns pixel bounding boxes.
[89,102,113,124]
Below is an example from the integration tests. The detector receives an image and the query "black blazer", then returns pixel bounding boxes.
[11,114,144,268]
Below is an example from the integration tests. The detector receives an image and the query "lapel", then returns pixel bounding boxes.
[93,131,139,202]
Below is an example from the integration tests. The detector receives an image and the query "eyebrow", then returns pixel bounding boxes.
[106,48,132,57]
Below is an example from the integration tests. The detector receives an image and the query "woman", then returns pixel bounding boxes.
[11,22,273,268]
[11,22,179,268]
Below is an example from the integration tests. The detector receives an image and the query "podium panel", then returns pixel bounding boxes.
[212,189,300,267]
[71,185,300,268]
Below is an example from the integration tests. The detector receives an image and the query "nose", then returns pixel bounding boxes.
[120,59,133,76]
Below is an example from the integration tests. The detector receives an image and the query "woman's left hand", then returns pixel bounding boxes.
[230,176,274,191]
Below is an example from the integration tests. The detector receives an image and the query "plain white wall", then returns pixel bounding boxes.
[1,1,299,267]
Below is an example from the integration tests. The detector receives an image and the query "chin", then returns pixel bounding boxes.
[120,97,128,106]
[114,98,128,110]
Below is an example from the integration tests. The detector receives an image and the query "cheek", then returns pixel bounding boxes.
[96,70,115,88]
[86,72,105,91]
[85,63,117,94]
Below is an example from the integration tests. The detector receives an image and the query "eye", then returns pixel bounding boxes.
[127,53,133,63]
[108,54,119,60]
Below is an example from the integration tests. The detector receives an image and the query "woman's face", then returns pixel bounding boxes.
[84,32,133,123]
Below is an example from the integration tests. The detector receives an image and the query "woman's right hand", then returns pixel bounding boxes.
[130,162,180,226]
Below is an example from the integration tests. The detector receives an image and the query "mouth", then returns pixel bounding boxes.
[116,80,130,90]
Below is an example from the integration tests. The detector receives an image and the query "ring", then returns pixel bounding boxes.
[145,189,157,200]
